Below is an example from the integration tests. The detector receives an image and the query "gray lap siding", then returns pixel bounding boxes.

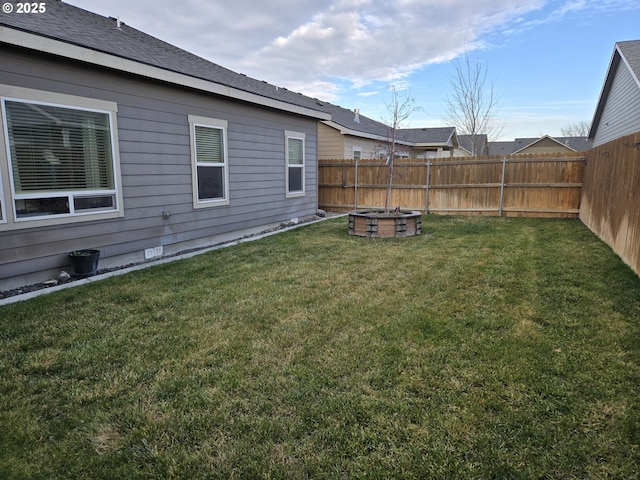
[0,48,318,288]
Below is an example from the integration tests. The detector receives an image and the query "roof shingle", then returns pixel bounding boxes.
[1,1,458,145]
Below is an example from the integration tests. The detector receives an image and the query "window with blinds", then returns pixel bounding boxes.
[3,99,117,220]
[286,133,305,196]
[189,116,229,207]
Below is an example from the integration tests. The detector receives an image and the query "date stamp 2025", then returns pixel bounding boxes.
[3,2,47,14]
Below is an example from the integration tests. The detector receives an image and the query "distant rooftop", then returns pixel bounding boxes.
[488,136,592,155]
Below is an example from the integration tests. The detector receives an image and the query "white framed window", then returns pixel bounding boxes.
[353,147,362,161]
[0,163,5,224]
[188,115,229,208]
[285,130,305,197]
[0,85,122,229]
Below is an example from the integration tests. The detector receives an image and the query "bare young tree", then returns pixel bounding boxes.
[380,85,420,213]
[444,51,504,156]
[560,121,590,137]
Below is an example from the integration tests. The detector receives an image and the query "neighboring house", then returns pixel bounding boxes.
[0,1,332,290]
[398,127,459,159]
[454,134,489,156]
[487,136,591,155]
[588,40,640,146]
[318,103,458,160]
[318,104,411,160]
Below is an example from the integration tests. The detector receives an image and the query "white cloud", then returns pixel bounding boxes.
[230,0,550,97]
[65,0,545,99]
[503,0,639,34]
[64,0,637,105]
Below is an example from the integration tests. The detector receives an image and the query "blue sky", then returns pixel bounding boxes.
[65,0,639,140]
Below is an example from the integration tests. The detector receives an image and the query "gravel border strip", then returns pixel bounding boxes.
[0,213,345,306]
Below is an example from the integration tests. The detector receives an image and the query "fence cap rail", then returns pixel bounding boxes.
[318,153,585,220]
[319,156,586,167]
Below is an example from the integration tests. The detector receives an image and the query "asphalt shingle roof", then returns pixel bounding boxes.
[457,135,489,155]
[0,0,327,113]
[1,0,457,145]
[396,127,456,144]
[617,40,640,82]
[320,102,392,138]
[487,136,591,155]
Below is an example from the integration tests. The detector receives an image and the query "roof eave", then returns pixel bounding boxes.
[512,135,577,154]
[321,120,413,146]
[412,142,453,148]
[0,26,331,121]
[448,130,460,148]
[588,46,622,141]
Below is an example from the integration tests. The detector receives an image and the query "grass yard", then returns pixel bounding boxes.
[1,216,639,479]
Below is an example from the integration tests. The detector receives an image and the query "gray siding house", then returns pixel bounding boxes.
[487,136,592,156]
[318,101,459,160]
[589,40,640,146]
[0,1,331,290]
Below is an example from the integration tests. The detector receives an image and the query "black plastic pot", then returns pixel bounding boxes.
[68,249,101,278]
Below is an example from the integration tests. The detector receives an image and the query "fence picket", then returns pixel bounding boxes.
[319,153,586,218]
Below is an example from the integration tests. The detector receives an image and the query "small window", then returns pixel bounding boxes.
[0,169,5,224]
[189,115,229,207]
[2,98,119,222]
[353,147,362,161]
[285,131,305,197]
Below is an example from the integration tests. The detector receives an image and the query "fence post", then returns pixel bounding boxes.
[425,161,431,213]
[354,158,358,210]
[499,157,507,217]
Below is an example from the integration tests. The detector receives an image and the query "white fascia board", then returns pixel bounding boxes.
[413,142,451,148]
[321,120,413,146]
[511,135,576,155]
[0,27,331,121]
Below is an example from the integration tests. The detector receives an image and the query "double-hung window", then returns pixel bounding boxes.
[0,161,5,224]
[285,131,305,197]
[0,86,122,228]
[189,115,229,207]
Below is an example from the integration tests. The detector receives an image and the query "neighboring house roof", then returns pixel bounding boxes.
[318,103,401,143]
[319,102,458,148]
[487,136,591,155]
[554,136,592,152]
[0,1,456,149]
[457,134,489,155]
[588,40,640,141]
[511,135,585,154]
[0,0,330,120]
[396,127,459,148]
[487,141,516,156]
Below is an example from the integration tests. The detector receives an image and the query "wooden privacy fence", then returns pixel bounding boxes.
[319,152,586,218]
[580,132,640,276]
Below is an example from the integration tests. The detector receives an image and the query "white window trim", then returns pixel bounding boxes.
[285,130,305,198]
[0,84,123,231]
[353,146,362,161]
[188,115,230,208]
[0,151,6,224]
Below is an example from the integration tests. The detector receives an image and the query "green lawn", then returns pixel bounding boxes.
[1,216,639,479]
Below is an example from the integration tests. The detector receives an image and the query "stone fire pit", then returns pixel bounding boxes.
[348,210,422,238]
